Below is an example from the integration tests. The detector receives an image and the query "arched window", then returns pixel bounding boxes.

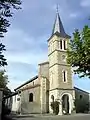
[80,95,83,99]
[62,70,67,82]
[51,95,54,102]
[64,40,66,50]
[29,93,33,102]
[60,40,62,49]
[63,71,66,82]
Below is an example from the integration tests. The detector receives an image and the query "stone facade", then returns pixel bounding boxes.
[74,87,90,112]
[14,77,41,114]
[5,10,90,115]
[21,84,41,114]
[48,34,75,115]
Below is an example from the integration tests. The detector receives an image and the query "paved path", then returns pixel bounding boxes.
[13,114,90,120]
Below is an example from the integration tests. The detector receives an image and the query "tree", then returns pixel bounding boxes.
[0,1,21,119]
[0,70,8,88]
[0,0,21,66]
[0,70,11,95]
[67,25,90,78]
[0,0,21,95]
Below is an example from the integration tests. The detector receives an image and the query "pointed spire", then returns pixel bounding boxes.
[52,5,70,38]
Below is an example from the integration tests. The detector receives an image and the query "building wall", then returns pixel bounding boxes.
[48,33,75,115]
[58,65,73,89]
[75,87,90,111]
[11,94,21,113]
[13,74,49,114]
[40,77,49,113]
[49,89,75,114]
[38,62,49,79]
[49,64,58,89]
[5,97,12,110]
[16,78,41,114]
[49,89,58,113]
[18,77,39,91]
[21,85,41,114]
[39,62,49,113]
[75,87,89,101]
[48,35,73,90]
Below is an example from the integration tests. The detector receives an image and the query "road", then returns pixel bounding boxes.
[13,114,90,120]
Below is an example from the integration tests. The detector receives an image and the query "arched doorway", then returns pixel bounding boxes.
[62,94,69,114]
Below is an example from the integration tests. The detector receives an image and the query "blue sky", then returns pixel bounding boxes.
[2,0,90,91]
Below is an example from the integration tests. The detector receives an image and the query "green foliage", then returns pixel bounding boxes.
[0,70,8,88]
[0,0,21,66]
[51,101,59,115]
[67,25,90,78]
[51,101,54,112]
[0,0,21,37]
[0,43,7,66]
[0,70,11,95]
[74,98,89,113]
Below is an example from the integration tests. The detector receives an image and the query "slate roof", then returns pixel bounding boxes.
[51,11,70,38]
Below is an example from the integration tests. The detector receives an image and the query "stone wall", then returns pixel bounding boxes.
[14,77,41,114]
[38,62,49,113]
[38,61,49,79]
[19,78,40,114]
[49,89,75,114]
[75,87,89,101]
[74,87,90,112]
[40,77,49,113]
[11,94,21,113]
[21,85,41,114]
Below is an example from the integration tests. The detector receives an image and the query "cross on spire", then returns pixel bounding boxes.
[56,4,59,13]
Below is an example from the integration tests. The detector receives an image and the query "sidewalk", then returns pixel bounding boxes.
[11,113,59,118]
[11,112,90,119]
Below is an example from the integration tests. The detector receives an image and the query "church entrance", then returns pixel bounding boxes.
[62,94,69,114]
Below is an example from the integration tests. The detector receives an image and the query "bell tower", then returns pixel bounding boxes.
[48,8,75,115]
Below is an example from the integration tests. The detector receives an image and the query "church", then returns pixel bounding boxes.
[5,10,90,115]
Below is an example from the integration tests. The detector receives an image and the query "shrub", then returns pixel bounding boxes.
[51,101,59,115]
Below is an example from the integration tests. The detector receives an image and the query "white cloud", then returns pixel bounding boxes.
[6,52,47,66]
[69,13,79,18]
[3,27,48,91]
[80,0,90,7]
[7,80,22,91]
[3,0,90,92]
[7,69,37,91]
[4,28,47,52]
[4,28,48,64]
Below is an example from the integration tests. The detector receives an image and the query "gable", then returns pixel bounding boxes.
[14,75,38,91]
